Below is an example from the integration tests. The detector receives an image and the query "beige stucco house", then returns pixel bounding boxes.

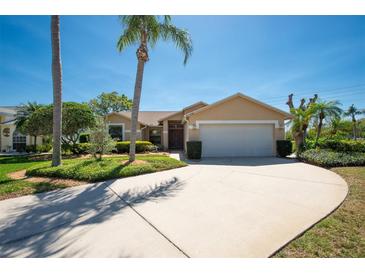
[0,107,42,152]
[106,93,292,157]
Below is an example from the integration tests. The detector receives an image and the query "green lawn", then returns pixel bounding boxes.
[0,155,187,200]
[0,156,69,200]
[274,166,365,258]
[26,155,187,182]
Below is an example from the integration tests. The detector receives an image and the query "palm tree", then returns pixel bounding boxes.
[117,16,193,162]
[15,102,42,147]
[313,99,342,146]
[329,116,341,137]
[51,15,62,166]
[344,104,365,140]
[287,94,318,154]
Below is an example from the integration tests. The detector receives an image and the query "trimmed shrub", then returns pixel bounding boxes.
[25,144,52,153]
[186,141,202,159]
[276,140,292,157]
[25,145,36,153]
[300,149,365,167]
[73,143,92,154]
[116,141,155,153]
[305,138,365,152]
[319,139,365,153]
[79,133,90,143]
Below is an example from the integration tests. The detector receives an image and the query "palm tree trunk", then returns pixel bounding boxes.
[353,122,357,140]
[295,132,305,156]
[51,15,62,166]
[129,58,145,162]
[315,118,323,147]
[34,136,37,152]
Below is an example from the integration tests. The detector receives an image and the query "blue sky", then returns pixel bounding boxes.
[0,16,364,112]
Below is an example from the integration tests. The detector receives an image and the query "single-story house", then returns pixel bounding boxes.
[0,107,43,152]
[106,92,292,157]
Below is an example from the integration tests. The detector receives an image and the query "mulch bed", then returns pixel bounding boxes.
[7,169,87,186]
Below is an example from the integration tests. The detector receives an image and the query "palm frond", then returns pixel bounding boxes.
[117,27,140,52]
[159,24,193,65]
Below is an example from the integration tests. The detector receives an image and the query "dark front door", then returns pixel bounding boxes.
[168,122,184,150]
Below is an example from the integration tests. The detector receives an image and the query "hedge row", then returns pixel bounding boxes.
[115,141,156,153]
[306,139,365,152]
[25,144,52,153]
[300,149,365,167]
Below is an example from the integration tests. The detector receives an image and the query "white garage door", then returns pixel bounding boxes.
[200,124,274,157]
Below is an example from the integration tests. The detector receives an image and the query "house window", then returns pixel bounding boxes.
[12,130,26,152]
[149,129,161,145]
[109,125,124,141]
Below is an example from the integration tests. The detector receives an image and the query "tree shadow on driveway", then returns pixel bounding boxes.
[0,176,184,257]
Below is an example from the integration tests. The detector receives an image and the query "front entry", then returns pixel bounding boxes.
[168,121,184,150]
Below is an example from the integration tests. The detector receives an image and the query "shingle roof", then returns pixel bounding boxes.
[0,107,17,116]
[117,111,179,126]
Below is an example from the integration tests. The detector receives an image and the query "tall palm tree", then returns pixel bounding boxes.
[117,16,193,162]
[313,99,342,146]
[15,102,42,147]
[344,104,365,140]
[51,15,62,166]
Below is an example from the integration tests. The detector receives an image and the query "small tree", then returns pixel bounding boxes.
[21,107,53,151]
[88,118,116,160]
[287,93,318,154]
[88,91,132,116]
[62,102,96,147]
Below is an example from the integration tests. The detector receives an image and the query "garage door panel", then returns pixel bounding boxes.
[200,124,274,157]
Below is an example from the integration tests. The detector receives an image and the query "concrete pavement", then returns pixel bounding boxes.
[0,157,348,257]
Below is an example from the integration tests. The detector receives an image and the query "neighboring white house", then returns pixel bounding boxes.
[0,106,42,152]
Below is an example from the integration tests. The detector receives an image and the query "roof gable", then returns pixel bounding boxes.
[186,92,292,119]
[158,101,208,122]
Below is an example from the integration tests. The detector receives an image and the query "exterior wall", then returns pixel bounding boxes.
[105,113,143,141]
[188,96,285,123]
[187,96,287,154]
[0,123,43,152]
[0,124,15,151]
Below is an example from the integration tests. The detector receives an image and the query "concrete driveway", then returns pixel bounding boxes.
[0,157,348,257]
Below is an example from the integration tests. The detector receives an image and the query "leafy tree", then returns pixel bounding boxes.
[312,99,342,146]
[117,16,193,162]
[15,102,43,146]
[51,15,63,166]
[88,117,116,160]
[287,93,318,154]
[344,104,365,140]
[88,91,132,116]
[61,102,96,146]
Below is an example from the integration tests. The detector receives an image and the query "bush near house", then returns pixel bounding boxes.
[25,144,52,153]
[186,141,202,159]
[300,149,365,167]
[276,140,292,157]
[116,141,156,153]
[79,133,90,143]
[26,155,186,182]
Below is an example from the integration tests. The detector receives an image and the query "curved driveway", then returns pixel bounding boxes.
[0,157,348,257]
